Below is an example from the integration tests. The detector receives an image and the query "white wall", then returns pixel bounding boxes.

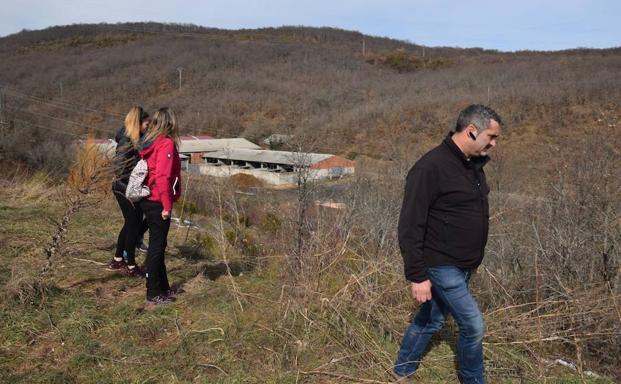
[194,165,354,186]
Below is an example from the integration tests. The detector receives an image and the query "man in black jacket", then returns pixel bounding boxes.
[393,105,502,383]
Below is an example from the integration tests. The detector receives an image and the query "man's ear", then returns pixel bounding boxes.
[467,125,478,141]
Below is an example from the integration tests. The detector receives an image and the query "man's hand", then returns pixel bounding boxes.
[161,210,170,220]
[410,280,432,303]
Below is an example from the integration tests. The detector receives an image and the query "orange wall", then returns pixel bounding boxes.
[309,156,355,170]
[190,153,203,163]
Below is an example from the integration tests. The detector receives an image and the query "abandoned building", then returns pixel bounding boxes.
[193,148,355,186]
[179,138,261,164]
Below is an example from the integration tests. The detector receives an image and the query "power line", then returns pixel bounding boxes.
[5,106,112,134]
[3,88,124,119]
[5,88,123,119]
[4,88,218,137]
[10,118,84,138]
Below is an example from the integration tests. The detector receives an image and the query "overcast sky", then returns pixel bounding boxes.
[2,0,619,51]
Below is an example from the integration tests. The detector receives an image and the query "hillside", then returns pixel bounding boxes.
[0,23,620,383]
[1,23,619,177]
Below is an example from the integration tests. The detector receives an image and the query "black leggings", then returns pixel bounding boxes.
[114,191,142,266]
[140,200,171,299]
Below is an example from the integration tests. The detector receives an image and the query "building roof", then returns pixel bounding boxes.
[179,138,261,153]
[202,148,333,166]
[180,135,213,141]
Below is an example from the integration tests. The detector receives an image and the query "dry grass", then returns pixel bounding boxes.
[1,114,619,382]
[43,137,113,275]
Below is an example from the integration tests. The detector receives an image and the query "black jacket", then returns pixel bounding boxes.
[112,126,140,193]
[398,137,490,282]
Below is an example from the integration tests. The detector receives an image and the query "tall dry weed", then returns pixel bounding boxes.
[42,136,114,275]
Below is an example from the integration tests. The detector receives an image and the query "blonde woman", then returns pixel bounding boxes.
[139,107,181,305]
[109,106,150,277]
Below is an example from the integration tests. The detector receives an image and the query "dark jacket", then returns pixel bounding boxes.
[112,126,140,193]
[398,137,490,283]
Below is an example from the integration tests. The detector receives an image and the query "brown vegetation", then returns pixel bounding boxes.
[0,23,619,382]
[1,23,619,173]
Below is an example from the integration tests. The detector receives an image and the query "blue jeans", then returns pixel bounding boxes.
[394,266,485,384]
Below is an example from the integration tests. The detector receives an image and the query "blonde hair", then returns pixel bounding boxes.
[143,107,180,147]
[124,106,148,147]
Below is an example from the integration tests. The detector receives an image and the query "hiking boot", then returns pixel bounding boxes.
[146,295,174,305]
[107,258,126,270]
[126,265,145,278]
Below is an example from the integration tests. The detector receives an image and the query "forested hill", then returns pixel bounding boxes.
[1,22,620,173]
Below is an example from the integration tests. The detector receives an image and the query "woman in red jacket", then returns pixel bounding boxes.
[139,107,181,305]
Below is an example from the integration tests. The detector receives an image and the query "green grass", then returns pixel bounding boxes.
[0,179,616,383]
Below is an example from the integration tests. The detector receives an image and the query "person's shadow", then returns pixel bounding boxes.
[201,261,244,280]
[175,243,252,281]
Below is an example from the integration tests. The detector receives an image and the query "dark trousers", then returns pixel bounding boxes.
[137,217,149,244]
[114,192,142,266]
[140,200,171,299]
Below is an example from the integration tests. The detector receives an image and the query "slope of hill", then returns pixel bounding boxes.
[1,166,618,383]
[1,23,619,175]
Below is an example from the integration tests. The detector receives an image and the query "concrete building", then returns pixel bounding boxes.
[180,135,213,141]
[195,148,355,186]
[179,138,261,164]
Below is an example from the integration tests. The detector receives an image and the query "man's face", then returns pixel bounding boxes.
[468,119,501,157]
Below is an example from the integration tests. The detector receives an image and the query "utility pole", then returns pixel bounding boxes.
[0,86,7,138]
[487,85,490,104]
[0,86,5,123]
[176,67,183,90]
[58,81,63,98]
[362,37,366,56]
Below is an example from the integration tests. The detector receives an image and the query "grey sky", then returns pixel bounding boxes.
[2,0,619,51]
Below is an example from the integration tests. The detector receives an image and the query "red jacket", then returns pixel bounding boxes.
[139,136,181,212]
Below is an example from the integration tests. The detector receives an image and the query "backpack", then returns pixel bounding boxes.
[125,159,150,202]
